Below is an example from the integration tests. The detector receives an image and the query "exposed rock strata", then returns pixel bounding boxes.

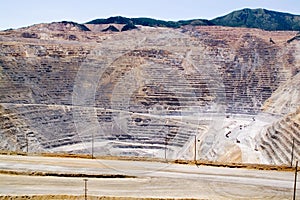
[0,23,299,164]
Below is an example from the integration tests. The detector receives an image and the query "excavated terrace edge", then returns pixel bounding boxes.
[0,151,297,172]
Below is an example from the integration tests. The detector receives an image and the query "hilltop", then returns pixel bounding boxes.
[2,8,300,32]
[212,8,300,31]
[86,8,300,31]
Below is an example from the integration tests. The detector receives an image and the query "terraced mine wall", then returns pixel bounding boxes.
[0,24,299,164]
[259,108,300,165]
[258,73,300,165]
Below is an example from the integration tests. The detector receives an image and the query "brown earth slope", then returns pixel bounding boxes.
[0,22,299,164]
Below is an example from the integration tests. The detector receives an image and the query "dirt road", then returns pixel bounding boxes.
[0,155,298,199]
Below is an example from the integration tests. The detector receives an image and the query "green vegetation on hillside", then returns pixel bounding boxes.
[211,8,300,31]
[121,23,138,31]
[87,8,300,31]
[87,16,211,28]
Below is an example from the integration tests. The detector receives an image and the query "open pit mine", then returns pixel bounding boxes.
[0,21,300,166]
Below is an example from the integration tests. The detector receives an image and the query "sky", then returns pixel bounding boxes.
[1,0,300,30]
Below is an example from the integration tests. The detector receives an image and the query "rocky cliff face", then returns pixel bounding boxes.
[0,22,299,164]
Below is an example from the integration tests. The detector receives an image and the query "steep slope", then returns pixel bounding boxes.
[257,71,300,165]
[257,107,300,165]
[262,72,300,115]
[0,104,41,152]
[211,8,300,31]
[0,23,299,164]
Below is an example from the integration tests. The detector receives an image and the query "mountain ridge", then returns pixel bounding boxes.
[86,8,300,31]
[211,8,300,31]
[4,8,300,32]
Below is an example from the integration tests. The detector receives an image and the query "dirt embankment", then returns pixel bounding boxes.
[0,195,199,200]
[0,151,298,173]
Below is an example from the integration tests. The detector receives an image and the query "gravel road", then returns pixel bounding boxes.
[0,155,298,199]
